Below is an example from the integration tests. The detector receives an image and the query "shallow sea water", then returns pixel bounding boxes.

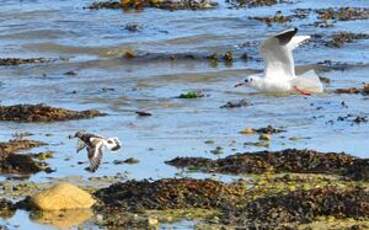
[0,0,369,229]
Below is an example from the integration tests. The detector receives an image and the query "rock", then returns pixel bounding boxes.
[254,125,285,134]
[239,128,254,135]
[135,111,152,116]
[64,70,78,76]
[0,199,16,218]
[147,216,159,226]
[259,133,271,141]
[220,99,250,109]
[31,182,96,210]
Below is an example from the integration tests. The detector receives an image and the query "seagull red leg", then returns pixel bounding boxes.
[293,86,311,96]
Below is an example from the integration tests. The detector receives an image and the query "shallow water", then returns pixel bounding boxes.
[0,0,369,229]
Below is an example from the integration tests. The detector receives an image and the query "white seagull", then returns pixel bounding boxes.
[235,27,323,95]
[69,131,121,172]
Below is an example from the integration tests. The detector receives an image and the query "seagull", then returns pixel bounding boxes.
[235,28,323,95]
[69,131,121,172]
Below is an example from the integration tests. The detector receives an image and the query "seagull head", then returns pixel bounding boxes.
[106,137,122,151]
[234,76,259,88]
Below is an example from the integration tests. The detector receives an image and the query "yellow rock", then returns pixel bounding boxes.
[239,128,255,135]
[31,182,96,210]
[147,216,159,226]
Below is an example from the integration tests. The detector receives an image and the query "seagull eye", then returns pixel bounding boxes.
[244,79,249,83]
[107,140,113,144]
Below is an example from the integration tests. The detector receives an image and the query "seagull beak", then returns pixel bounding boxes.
[234,82,245,88]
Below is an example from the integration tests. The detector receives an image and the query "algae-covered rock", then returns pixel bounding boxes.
[32,151,54,161]
[335,84,369,95]
[250,11,292,26]
[31,182,96,210]
[0,104,106,122]
[3,154,50,175]
[88,0,217,10]
[316,7,369,21]
[166,149,356,175]
[226,0,289,8]
[94,178,245,211]
[0,57,51,66]
[223,187,369,228]
[0,139,45,153]
[0,139,50,175]
[326,32,369,48]
[0,199,16,218]
[178,91,205,99]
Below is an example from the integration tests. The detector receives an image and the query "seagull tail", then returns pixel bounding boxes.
[291,70,324,94]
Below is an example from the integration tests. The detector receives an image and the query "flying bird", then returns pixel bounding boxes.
[69,131,121,172]
[235,27,323,95]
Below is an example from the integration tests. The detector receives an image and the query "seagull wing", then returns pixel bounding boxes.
[260,28,298,81]
[87,139,104,172]
[287,35,310,51]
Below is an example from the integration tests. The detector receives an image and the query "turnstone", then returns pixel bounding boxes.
[69,131,121,172]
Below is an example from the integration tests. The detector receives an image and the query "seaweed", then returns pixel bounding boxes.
[88,0,217,11]
[226,0,289,9]
[94,178,245,212]
[166,149,356,175]
[0,139,51,174]
[326,32,369,48]
[223,187,369,228]
[0,58,52,66]
[0,104,106,122]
